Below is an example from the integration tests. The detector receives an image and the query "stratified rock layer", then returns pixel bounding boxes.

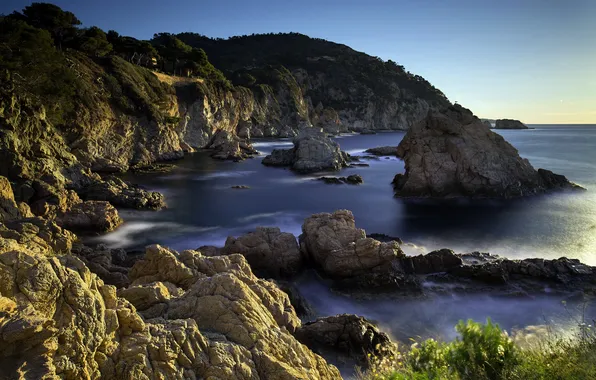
[394,106,583,198]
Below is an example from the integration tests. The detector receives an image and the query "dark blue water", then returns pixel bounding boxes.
[95,125,596,347]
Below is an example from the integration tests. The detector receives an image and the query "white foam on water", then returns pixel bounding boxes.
[237,211,287,223]
[251,141,294,148]
[92,221,219,248]
[192,171,256,181]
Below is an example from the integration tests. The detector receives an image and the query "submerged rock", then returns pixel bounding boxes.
[317,174,363,185]
[262,128,350,173]
[394,105,583,198]
[495,119,528,129]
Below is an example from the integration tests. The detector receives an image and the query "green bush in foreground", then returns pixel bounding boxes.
[364,318,596,380]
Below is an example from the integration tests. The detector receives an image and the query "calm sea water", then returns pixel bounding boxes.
[96,125,596,357]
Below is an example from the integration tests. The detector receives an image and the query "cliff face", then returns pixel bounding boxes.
[180,33,451,133]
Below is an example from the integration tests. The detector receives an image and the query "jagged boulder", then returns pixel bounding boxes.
[300,210,404,278]
[56,201,122,233]
[394,105,583,197]
[0,242,341,379]
[401,249,463,274]
[0,176,31,222]
[221,227,304,278]
[296,314,397,368]
[72,244,132,288]
[263,128,349,173]
[206,129,258,161]
[495,119,528,129]
[0,218,76,255]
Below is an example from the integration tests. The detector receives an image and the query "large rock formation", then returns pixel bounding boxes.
[262,128,350,173]
[495,119,528,129]
[299,210,404,279]
[205,130,258,161]
[0,241,342,379]
[393,105,583,198]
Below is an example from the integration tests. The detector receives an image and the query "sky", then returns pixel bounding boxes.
[2,0,595,124]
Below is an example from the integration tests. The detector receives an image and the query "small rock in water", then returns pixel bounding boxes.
[316,175,363,185]
[231,185,250,189]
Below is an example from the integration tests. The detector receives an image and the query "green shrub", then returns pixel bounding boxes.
[367,318,596,380]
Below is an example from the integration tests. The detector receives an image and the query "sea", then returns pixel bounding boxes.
[93,125,596,368]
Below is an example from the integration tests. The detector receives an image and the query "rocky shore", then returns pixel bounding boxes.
[2,157,596,379]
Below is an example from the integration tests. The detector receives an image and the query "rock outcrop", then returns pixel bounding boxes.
[205,130,258,161]
[299,210,404,279]
[262,128,350,173]
[393,105,583,198]
[296,314,397,368]
[220,227,304,278]
[495,119,528,129]
[78,176,166,210]
[0,241,342,379]
[364,146,398,156]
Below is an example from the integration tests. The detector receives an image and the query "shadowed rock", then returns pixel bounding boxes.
[393,105,584,198]
[495,119,528,129]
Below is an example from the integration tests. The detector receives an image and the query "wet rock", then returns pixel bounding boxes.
[79,176,166,210]
[349,163,370,167]
[495,119,528,129]
[394,105,583,198]
[206,129,258,160]
[296,314,397,368]
[222,227,304,278]
[262,128,349,173]
[231,185,250,189]
[317,174,363,185]
[365,146,398,156]
[402,249,463,274]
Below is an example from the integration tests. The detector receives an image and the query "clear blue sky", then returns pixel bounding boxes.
[2,0,595,123]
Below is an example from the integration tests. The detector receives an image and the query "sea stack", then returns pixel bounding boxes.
[393,105,583,198]
[262,128,350,173]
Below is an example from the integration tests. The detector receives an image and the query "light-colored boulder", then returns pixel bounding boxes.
[300,210,404,278]
[0,243,342,380]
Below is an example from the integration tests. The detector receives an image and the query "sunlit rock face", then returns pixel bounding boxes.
[393,105,583,198]
[0,242,341,380]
